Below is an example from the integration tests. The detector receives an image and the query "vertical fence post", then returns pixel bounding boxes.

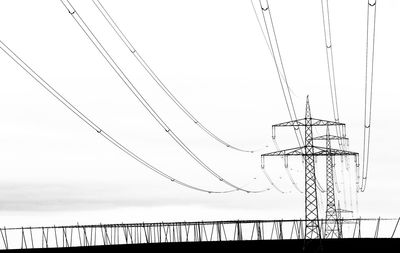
[374,217,381,238]
[29,227,34,249]
[391,217,400,238]
[0,227,9,250]
[21,227,28,249]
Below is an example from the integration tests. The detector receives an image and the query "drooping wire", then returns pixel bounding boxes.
[274,138,302,194]
[320,1,364,210]
[320,0,363,203]
[355,183,360,216]
[361,0,377,192]
[257,0,303,146]
[0,40,240,194]
[250,0,273,55]
[91,0,267,154]
[317,187,325,215]
[333,163,341,194]
[339,160,348,209]
[255,0,326,193]
[272,138,280,150]
[315,174,326,193]
[59,0,266,194]
[262,134,298,194]
[320,0,343,140]
[320,0,351,163]
[356,153,361,193]
[346,157,354,212]
[261,156,286,194]
[284,167,303,194]
[255,0,322,193]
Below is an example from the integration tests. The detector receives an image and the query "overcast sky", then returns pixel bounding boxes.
[0,0,399,227]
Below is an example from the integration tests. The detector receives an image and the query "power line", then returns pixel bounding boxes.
[347,160,354,213]
[284,167,303,194]
[339,161,348,209]
[91,0,267,154]
[255,0,326,193]
[321,1,361,213]
[267,136,301,193]
[261,156,286,194]
[257,0,302,141]
[321,0,340,127]
[319,1,362,204]
[333,164,341,194]
[0,40,239,194]
[250,0,273,55]
[59,0,266,193]
[255,0,307,192]
[361,0,377,192]
[320,0,346,149]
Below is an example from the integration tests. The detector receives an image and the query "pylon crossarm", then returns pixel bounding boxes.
[261,146,357,158]
[261,147,305,157]
[313,135,348,141]
[337,209,353,214]
[272,118,344,128]
[310,118,345,126]
[312,146,358,157]
[273,119,306,127]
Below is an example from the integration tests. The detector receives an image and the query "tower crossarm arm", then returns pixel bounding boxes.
[272,118,346,139]
[262,146,358,158]
[313,135,348,141]
[272,119,306,139]
[272,118,344,128]
[261,146,305,157]
[313,146,358,157]
[310,118,345,126]
[272,118,306,127]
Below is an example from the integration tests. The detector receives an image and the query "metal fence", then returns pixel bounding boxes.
[0,218,399,250]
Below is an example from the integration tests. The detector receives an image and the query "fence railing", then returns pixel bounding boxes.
[0,218,399,250]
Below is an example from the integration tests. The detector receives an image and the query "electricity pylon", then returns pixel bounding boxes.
[261,96,359,240]
[336,201,354,238]
[313,127,349,238]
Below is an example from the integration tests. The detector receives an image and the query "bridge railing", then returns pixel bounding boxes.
[0,218,399,250]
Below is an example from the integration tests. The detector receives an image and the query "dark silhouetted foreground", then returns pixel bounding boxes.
[6,238,400,252]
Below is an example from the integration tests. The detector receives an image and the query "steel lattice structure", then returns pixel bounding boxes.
[313,128,349,238]
[261,97,359,240]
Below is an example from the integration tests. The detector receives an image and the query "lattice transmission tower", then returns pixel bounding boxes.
[261,96,359,240]
[313,127,349,238]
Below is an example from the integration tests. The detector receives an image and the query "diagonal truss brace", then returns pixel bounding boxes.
[262,146,359,160]
[313,134,349,146]
[272,118,346,139]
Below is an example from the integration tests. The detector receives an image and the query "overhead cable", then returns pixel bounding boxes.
[91,0,267,154]
[255,0,324,193]
[255,0,326,193]
[284,167,303,194]
[320,1,360,202]
[59,0,266,193]
[257,0,303,146]
[275,138,302,194]
[320,0,343,142]
[339,161,348,209]
[250,0,273,55]
[261,156,286,193]
[361,0,377,192]
[0,40,239,194]
[333,164,341,194]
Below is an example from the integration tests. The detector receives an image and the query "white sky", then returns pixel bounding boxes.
[0,0,399,227]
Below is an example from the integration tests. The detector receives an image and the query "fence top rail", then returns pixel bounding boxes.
[1,217,398,231]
